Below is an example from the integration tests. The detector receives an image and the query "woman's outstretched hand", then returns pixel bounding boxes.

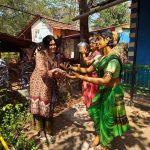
[60,62,81,73]
[65,71,80,79]
[51,68,67,79]
[60,63,71,71]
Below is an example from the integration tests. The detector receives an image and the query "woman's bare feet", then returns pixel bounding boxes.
[92,135,100,147]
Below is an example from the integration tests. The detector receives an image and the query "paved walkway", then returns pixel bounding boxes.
[25,97,150,150]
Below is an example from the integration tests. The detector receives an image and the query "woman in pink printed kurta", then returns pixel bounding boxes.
[30,50,57,118]
[30,35,61,135]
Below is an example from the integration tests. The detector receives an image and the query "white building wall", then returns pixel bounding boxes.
[31,19,53,43]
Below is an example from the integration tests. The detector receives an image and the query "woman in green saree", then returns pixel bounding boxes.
[66,30,130,149]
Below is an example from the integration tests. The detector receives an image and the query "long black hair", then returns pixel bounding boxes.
[35,35,57,56]
[42,35,56,49]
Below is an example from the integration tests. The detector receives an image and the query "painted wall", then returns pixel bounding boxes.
[115,25,130,44]
[119,30,130,44]
[31,19,53,43]
[136,0,150,65]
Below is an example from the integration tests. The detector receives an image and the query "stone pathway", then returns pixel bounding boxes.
[25,97,150,150]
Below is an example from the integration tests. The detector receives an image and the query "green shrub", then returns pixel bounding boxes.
[0,103,37,150]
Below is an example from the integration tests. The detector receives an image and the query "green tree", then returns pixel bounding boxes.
[90,2,130,29]
[0,0,52,35]
[0,1,130,35]
[0,0,79,35]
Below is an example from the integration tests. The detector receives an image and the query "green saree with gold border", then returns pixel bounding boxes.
[88,54,130,148]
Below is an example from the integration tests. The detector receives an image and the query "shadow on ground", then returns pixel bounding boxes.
[112,107,150,150]
[44,103,96,150]
[24,99,150,150]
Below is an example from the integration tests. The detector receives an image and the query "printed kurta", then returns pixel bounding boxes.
[30,51,57,118]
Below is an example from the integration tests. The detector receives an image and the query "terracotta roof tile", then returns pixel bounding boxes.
[42,16,79,31]
[17,15,79,37]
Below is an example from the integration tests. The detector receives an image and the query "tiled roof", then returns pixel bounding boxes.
[42,15,79,31]
[0,33,36,48]
[90,23,130,32]
[17,15,79,37]
[62,23,130,39]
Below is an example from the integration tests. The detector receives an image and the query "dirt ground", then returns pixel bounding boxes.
[24,94,150,150]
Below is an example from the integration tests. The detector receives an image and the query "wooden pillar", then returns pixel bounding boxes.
[78,0,89,69]
[79,0,89,42]
[78,0,90,90]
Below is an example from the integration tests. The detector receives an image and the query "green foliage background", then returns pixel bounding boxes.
[0,0,79,35]
[1,52,20,63]
[0,0,130,36]
[90,2,130,29]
